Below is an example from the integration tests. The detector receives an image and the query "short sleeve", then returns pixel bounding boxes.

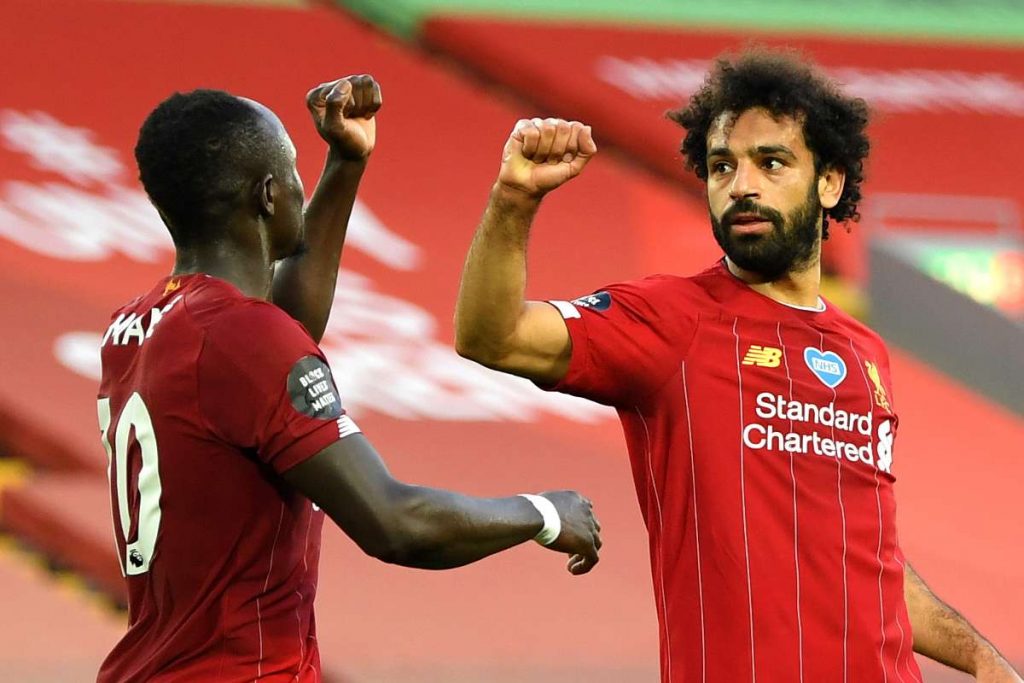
[542,276,697,407]
[197,301,354,473]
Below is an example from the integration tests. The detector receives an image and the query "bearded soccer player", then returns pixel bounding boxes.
[97,75,601,682]
[455,50,1021,682]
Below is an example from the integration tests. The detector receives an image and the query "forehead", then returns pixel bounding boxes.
[707,108,809,156]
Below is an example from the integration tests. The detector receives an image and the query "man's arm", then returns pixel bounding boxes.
[454,118,596,386]
[273,75,381,343]
[906,562,1021,681]
[282,433,601,574]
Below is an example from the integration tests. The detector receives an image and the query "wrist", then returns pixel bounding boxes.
[491,182,544,210]
[518,494,561,546]
[325,146,371,168]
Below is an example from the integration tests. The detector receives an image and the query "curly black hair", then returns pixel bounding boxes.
[667,47,869,238]
[135,89,278,246]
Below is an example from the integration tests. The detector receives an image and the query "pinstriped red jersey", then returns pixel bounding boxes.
[546,261,922,683]
[96,274,356,682]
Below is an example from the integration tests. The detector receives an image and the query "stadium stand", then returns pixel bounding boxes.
[334,0,1024,43]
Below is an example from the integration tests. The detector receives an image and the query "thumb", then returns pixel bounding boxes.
[565,126,596,178]
[502,131,526,164]
[578,125,597,157]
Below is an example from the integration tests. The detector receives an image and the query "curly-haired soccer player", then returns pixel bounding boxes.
[456,48,1020,682]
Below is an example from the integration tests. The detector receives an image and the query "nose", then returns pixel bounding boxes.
[728,161,760,202]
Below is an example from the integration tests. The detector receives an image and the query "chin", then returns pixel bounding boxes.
[727,249,793,280]
[286,239,310,259]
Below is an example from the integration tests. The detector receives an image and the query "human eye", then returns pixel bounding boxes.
[709,160,734,175]
[762,157,785,171]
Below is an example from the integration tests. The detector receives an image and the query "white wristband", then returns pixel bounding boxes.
[518,494,561,546]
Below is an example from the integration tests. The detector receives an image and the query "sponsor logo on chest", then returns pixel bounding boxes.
[738,345,894,473]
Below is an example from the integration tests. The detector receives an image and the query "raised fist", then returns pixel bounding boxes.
[306,74,382,161]
[497,118,596,199]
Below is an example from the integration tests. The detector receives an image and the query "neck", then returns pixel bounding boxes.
[724,256,822,309]
[172,239,274,300]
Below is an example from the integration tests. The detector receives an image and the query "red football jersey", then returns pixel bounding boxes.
[96,274,357,682]
[546,261,922,683]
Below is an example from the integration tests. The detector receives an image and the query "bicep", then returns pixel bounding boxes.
[281,434,408,557]
[480,301,572,385]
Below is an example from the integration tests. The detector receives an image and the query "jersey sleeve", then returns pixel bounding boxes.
[542,276,697,407]
[197,301,356,473]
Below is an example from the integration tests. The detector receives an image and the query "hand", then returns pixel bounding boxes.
[538,490,602,575]
[306,74,382,161]
[497,118,596,200]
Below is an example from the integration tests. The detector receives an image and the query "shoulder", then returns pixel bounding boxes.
[827,302,885,343]
[206,300,313,350]
[588,272,712,312]
[825,302,893,360]
[189,284,318,368]
[106,293,146,323]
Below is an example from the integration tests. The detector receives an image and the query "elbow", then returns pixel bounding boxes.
[454,332,508,370]
[454,335,485,363]
[453,312,495,365]
[363,534,420,566]
[452,318,480,361]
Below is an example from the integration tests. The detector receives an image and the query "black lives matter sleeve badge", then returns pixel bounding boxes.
[288,356,344,420]
[571,291,612,311]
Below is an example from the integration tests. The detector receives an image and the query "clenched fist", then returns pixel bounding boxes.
[497,118,596,199]
[306,74,382,161]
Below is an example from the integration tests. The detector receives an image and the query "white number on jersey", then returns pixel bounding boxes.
[97,393,163,576]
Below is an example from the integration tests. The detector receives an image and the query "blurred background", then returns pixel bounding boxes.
[0,0,1020,680]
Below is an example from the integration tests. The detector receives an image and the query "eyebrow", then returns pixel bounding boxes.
[706,144,798,159]
[753,145,797,159]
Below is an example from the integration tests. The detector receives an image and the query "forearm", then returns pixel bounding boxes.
[905,563,1017,676]
[454,184,540,362]
[272,151,367,342]
[388,486,543,569]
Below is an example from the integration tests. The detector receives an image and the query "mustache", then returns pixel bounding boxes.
[721,200,784,227]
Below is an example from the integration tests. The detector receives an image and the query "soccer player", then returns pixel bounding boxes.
[455,49,1021,682]
[96,75,601,682]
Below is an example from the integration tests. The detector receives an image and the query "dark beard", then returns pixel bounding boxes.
[710,182,822,281]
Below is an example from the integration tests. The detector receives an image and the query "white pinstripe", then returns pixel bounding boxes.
[634,411,675,683]
[849,340,889,683]
[891,550,912,683]
[681,362,706,682]
[776,324,804,683]
[819,332,849,683]
[255,503,286,682]
[732,318,757,683]
[635,408,674,683]
[293,509,315,670]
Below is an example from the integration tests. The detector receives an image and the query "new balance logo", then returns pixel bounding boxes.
[742,345,783,368]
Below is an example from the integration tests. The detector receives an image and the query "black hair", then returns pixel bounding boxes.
[668,47,870,238]
[134,89,278,246]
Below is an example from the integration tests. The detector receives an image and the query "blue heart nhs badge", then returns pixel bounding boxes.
[803,348,847,388]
